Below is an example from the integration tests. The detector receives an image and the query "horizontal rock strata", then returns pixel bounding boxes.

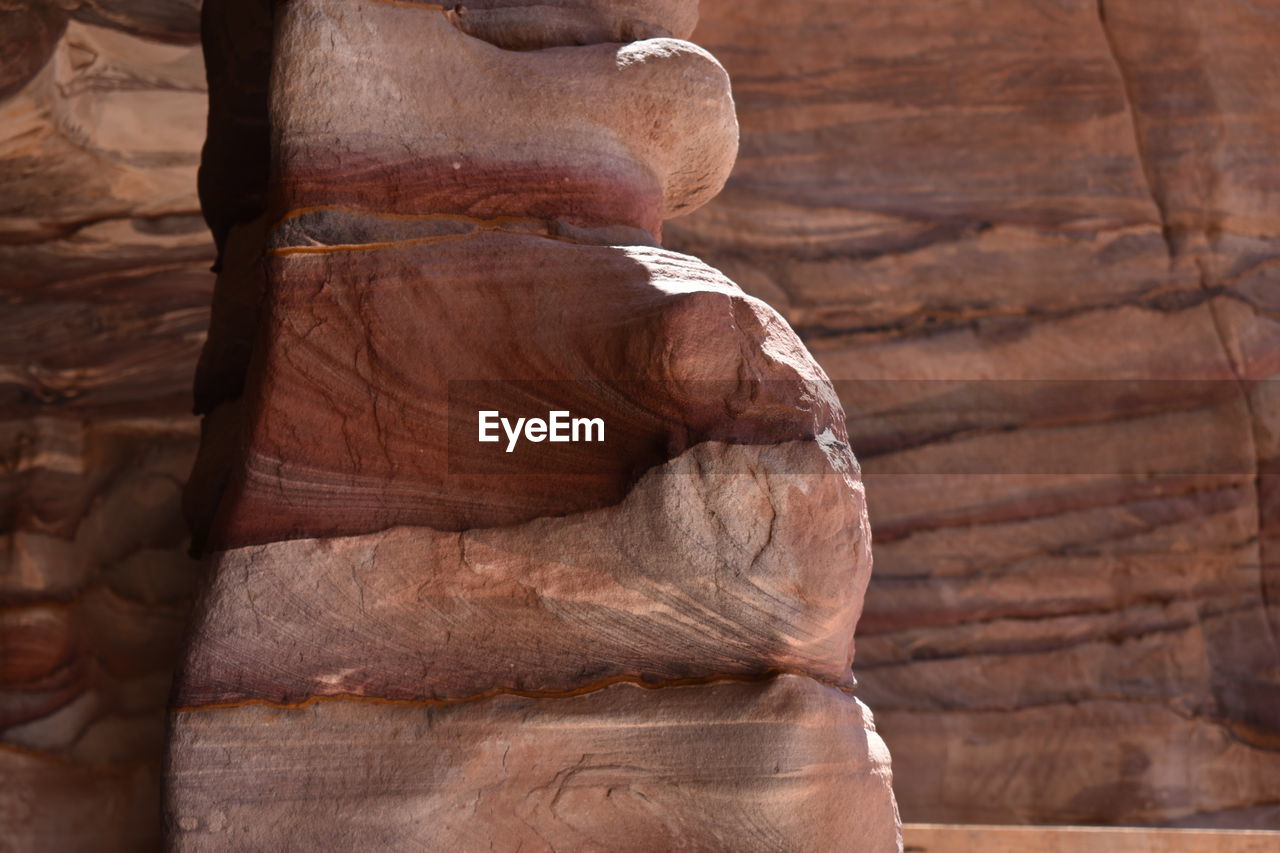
[669,0,1280,829]
[176,442,866,707]
[267,0,735,238]
[192,233,849,548]
[170,676,899,852]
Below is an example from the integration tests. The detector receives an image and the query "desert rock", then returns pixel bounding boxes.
[164,0,902,850]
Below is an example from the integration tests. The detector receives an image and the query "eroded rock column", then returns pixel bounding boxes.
[165,1,901,849]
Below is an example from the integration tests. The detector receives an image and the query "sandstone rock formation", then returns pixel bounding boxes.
[668,0,1280,830]
[6,0,1280,846]
[165,0,901,850]
[1,2,209,849]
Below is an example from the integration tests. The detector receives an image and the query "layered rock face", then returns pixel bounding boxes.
[668,0,1280,829]
[0,2,209,849]
[166,1,901,850]
[6,0,1280,845]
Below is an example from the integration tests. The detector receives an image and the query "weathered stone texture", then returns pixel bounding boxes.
[667,0,1280,829]
[170,676,898,852]
[4,0,1280,845]
[165,0,900,850]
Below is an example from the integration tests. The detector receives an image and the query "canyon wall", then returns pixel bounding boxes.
[668,0,1280,829]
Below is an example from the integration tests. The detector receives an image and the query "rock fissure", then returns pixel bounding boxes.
[1193,254,1280,657]
[1095,0,1175,262]
[173,667,858,715]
